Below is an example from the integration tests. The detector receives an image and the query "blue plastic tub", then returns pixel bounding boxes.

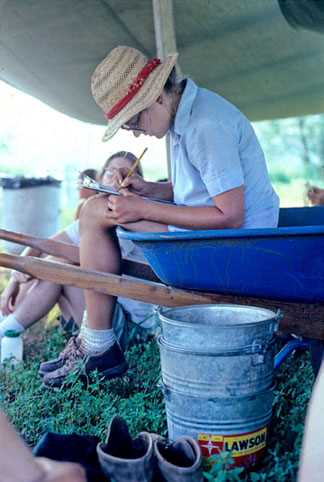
[118,207,324,303]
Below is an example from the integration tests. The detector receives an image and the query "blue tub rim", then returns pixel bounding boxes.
[117,224,324,242]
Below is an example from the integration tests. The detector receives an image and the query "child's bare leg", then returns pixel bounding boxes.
[11,279,36,307]
[0,278,63,338]
[12,280,62,328]
[58,285,85,327]
[41,198,165,387]
[11,256,74,328]
[79,195,121,330]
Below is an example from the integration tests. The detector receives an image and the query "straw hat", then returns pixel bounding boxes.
[91,46,178,141]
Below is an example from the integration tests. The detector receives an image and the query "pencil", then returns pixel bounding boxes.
[119,147,148,188]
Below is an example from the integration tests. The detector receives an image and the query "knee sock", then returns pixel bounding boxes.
[0,314,25,338]
[79,319,116,355]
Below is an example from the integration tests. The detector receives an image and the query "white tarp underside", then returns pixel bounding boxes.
[1,0,324,125]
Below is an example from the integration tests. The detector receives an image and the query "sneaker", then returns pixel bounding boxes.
[39,336,79,377]
[42,338,128,388]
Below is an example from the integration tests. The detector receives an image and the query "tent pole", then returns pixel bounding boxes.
[152,0,179,179]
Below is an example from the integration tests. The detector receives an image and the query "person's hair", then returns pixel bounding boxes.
[98,151,143,180]
[163,67,177,93]
[78,168,97,182]
[163,67,183,94]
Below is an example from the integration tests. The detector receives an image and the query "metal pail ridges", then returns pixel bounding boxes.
[158,336,275,397]
[157,304,280,468]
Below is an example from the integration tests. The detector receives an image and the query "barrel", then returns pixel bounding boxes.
[0,176,61,253]
[157,304,280,468]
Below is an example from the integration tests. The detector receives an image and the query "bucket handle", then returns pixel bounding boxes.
[248,336,277,355]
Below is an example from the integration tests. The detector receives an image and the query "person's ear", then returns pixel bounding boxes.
[157,90,169,105]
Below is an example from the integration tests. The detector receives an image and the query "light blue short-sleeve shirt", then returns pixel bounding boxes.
[169,79,279,229]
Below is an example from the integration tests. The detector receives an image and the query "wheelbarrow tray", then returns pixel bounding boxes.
[118,207,324,303]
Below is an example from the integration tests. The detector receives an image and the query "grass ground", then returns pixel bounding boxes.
[0,274,314,481]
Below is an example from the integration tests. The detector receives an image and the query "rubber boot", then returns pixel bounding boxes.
[97,416,155,482]
[154,436,204,482]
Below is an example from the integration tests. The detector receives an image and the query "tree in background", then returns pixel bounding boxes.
[0,139,8,153]
[255,114,324,183]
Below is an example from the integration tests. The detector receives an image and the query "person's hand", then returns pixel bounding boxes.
[107,167,151,196]
[11,270,33,284]
[35,457,86,482]
[0,279,20,315]
[307,186,324,206]
[106,193,147,224]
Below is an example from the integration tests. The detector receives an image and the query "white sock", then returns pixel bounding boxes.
[80,320,116,355]
[0,314,25,338]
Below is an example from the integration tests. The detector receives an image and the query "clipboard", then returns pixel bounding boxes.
[82,175,121,196]
[81,175,174,205]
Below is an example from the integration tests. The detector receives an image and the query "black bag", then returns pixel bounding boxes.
[33,432,107,482]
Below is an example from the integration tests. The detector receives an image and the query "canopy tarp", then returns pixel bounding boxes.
[1,0,324,125]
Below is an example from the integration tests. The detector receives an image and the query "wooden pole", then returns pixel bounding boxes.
[153,0,178,63]
[0,252,324,340]
[153,0,179,179]
[0,228,79,263]
[0,252,222,307]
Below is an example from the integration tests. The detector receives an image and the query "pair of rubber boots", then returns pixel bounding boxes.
[97,416,204,482]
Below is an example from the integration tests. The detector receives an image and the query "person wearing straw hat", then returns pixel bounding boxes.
[42,45,279,387]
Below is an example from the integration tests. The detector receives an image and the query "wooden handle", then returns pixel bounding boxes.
[0,253,323,340]
[0,228,79,263]
[0,252,220,307]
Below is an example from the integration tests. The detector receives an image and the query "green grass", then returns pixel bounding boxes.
[0,316,313,481]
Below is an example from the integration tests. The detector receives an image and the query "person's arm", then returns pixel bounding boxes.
[108,167,174,201]
[135,179,174,201]
[0,411,44,482]
[1,248,42,316]
[107,186,244,230]
[0,411,86,482]
[298,362,324,482]
[0,278,21,315]
[307,186,324,206]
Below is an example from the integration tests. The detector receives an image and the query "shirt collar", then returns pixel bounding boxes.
[172,78,198,137]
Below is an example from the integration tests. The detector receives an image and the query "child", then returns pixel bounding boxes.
[0,152,154,370]
[43,45,279,387]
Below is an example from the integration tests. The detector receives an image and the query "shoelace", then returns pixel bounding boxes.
[60,336,79,358]
[63,341,86,370]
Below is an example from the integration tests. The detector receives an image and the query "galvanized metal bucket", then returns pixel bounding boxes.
[157,304,280,468]
[158,304,279,351]
[162,382,273,438]
[158,335,275,397]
